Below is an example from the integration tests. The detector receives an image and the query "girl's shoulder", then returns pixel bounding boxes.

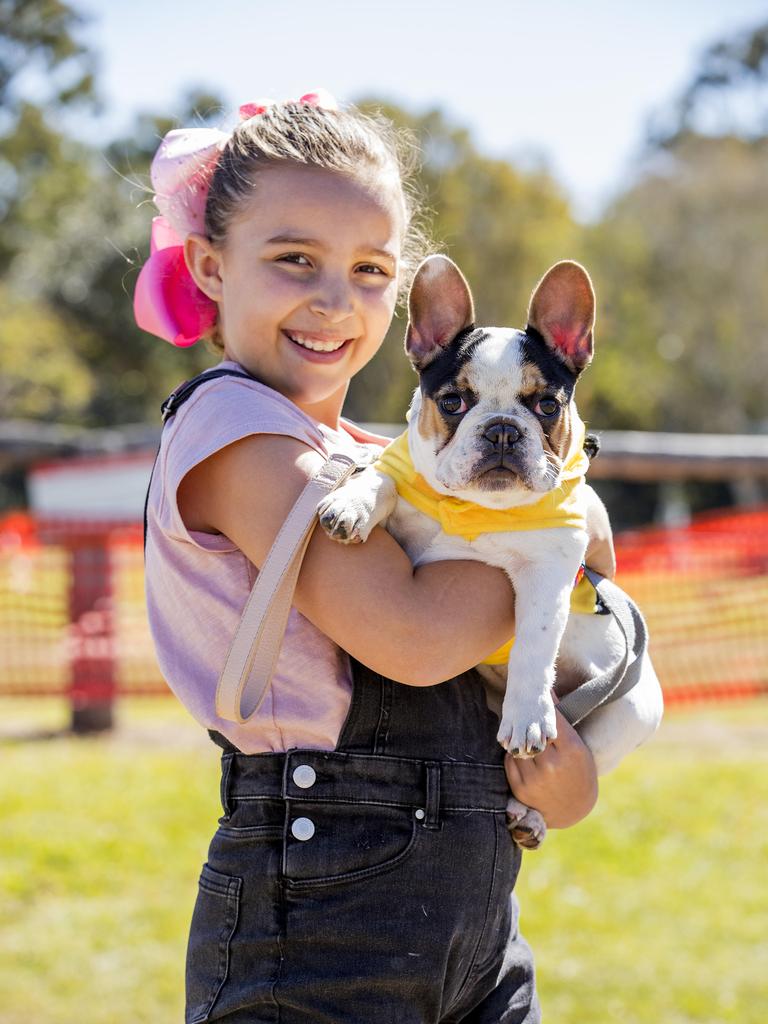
[153,363,329,548]
[164,361,328,462]
[152,363,388,548]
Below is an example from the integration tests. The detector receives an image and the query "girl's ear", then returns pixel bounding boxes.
[405,255,475,369]
[526,261,595,374]
[184,233,224,302]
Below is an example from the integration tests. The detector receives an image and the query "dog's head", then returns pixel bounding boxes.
[405,255,595,509]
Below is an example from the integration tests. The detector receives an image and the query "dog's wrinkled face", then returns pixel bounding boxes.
[405,257,595,509]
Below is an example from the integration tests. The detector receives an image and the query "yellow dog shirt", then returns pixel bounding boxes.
[375,426,597,666]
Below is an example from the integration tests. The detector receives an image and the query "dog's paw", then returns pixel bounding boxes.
[317,492,374,544]
[497,691,557,757]
[506,799,547,850]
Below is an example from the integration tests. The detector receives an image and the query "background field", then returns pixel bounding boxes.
[2,698,766,1024]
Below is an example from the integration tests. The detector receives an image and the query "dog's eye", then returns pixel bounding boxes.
[438,393,467,416]
[535,397,560,417]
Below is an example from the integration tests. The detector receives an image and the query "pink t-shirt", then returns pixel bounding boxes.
[144,362,387,753]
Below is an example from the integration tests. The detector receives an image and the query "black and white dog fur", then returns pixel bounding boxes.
[318,256,663,847]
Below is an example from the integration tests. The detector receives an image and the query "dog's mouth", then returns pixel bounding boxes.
[471,454,533,491]
[475,467,522,492]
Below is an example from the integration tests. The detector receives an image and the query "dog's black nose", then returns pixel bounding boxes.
[483,421,521,447]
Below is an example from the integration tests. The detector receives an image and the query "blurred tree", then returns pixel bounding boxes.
[649,20,768,146]
[0,282,95,419]
[584,134,768,434]
[0,0,96,118]
[0,85,223,425]
[582,18,768,435]
[34,88,226,425]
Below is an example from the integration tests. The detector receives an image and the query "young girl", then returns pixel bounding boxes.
[138,93,604,1024]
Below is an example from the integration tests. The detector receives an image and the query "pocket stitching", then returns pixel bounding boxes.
[216,824,284,840]
[186,866,242,1024]
[285,814,422,891]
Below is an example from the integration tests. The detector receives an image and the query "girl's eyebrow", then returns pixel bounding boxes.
[265,234,396,265]
[266,234,323,247]
[365,248,397,266]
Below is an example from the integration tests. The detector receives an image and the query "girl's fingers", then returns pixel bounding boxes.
[503,753,525,789]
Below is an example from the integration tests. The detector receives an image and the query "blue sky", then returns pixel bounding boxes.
[79,0,767,219]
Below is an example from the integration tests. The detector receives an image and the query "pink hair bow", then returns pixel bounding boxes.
[238,89,338,121]
[134,90,337,347]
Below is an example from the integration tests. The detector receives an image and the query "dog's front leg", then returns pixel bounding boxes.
[317,468,398,544]
[497,547,582,756]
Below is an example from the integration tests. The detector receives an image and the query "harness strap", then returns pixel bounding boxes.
[557,567,648,726]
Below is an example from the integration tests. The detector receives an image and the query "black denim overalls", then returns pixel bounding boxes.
[187,659,540,1024]
[154,370,539,1024]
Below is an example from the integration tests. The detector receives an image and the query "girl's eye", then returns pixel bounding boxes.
[535,397,560,417]
[356,263,388,276]
[277,253,312,267]
[438,393,468,416]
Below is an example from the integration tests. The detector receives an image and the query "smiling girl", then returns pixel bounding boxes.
[137,94,600,1023]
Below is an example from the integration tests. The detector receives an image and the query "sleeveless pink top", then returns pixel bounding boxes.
[144,362,387,753]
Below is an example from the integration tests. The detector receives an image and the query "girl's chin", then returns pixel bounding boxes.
[281,375,349,410]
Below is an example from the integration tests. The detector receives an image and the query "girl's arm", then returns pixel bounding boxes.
[181,432,617,683]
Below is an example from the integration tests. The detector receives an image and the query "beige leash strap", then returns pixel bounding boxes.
[215,453,359,724]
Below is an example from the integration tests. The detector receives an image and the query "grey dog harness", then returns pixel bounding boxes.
[556,568,648,726]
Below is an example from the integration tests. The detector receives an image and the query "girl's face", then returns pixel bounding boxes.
[186,163,403,426]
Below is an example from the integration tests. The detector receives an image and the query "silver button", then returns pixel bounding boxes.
[291,817,315,841]
[292,764,317,789]
[414,808,426,821]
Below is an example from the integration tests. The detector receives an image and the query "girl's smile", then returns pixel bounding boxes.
[185,163,404,426]
[283,329,353,355]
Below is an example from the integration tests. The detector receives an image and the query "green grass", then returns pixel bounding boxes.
[1,699,767,1023]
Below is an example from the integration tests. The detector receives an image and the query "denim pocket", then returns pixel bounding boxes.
[283,802,422,889]
[185,863,242,1024]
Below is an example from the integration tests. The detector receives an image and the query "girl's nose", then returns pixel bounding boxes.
[309,275,355,323]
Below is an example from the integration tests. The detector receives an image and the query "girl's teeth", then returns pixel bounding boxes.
[287,332,346,353]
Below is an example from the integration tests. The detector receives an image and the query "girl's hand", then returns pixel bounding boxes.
[503,709,598,829]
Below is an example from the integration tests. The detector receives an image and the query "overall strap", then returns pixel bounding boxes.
[159,368,257,423]
[143,368,258,552]
[557,567,648,726]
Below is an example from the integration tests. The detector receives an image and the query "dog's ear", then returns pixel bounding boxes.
[405,255,475,369]
[527,261,595,374]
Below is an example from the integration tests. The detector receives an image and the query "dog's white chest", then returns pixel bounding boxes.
[387,499,480,567]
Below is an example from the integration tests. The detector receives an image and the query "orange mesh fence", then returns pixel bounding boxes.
[612,507,768,705]
[1,507,766,706]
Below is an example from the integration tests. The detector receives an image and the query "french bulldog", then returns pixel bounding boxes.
[318,255,663,847]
